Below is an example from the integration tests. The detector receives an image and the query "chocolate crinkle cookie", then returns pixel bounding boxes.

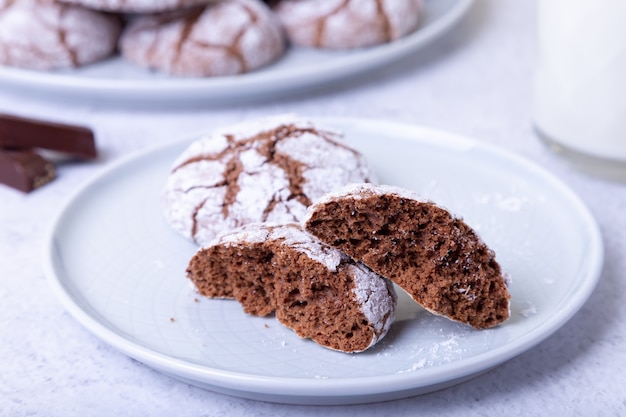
[119,0,286,77]
[0,0,122,70]
[273,0,422,49]
[186,223,396,353]
[304,183,512,330]
[162,115,376,247]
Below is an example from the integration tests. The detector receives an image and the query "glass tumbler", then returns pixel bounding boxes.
[533,0,626,181]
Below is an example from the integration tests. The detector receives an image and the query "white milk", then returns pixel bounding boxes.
[533,0,626,165]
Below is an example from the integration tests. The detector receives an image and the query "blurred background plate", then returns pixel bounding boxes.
[0,0,473,105]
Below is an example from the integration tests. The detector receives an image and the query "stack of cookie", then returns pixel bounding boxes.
[0,0,422,77]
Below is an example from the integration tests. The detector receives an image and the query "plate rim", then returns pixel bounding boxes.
[44,117,604,403]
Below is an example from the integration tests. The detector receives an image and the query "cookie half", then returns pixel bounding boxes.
[187,223,396,352]
[304,183,511,329]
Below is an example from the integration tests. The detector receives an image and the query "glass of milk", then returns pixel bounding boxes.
[533,0,626,181]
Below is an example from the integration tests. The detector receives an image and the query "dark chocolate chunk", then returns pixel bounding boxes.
[0,149,56,193]
[0,114,96,159]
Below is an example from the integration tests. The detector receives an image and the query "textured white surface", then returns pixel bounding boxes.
[1,0,625,415]
[214,222,345,271]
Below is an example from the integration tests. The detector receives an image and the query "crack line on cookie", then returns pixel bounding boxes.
[171,134,236,173]
[187,39,247,74]
[314,0,349,47]
[375,0,393,42]
[16,6,68,67]
[191,198,208,240]
[172,6,205,69]
[57,4,79,67]
[179,122,368,241]
[231,1,262,73]
[221,157,243,218]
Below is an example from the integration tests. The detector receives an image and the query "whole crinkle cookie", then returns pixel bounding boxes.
[0,0,122,70]
[119,0,286,77]
[162,115,376,247]
[273,0,422,49]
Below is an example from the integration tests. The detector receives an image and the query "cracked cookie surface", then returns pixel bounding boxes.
[162,115,375,246]
[273,0,422,49]
[119,0,286,77]
[0,0,121,70]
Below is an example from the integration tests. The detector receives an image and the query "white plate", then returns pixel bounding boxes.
[45,117,603,405]
[0,0,472,105]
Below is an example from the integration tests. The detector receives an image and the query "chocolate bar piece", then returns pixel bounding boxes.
[0,114,96,159]
[0,149,56,193]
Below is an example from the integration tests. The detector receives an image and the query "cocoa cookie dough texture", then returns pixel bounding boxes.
[161,115,375,247]
[0,0,121,70]
[187,223,396,353]
[304,183,512,330]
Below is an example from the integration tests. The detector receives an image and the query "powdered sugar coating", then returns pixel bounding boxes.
[119,0,286,77]
[0,0,121,70]
[163,115,376,246]
[274,0,422,49]
[351,260,397,342]
[304,183,431,224]
[214,222,344,272]
[314,182,424,204]
[59,0,213,13]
